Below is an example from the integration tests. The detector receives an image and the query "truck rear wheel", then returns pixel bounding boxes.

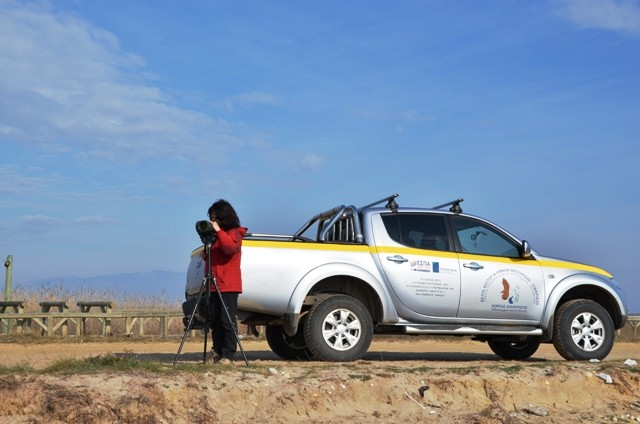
[265,321,312,360]
[304,295,373,362]
[487,337,541,360]
[552,299,615,361]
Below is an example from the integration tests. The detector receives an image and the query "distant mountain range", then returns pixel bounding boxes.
[18,270,185,303]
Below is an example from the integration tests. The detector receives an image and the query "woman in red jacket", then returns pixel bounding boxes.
[205,199,247,364]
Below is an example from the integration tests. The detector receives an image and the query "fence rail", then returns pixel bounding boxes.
[0,309,185,338]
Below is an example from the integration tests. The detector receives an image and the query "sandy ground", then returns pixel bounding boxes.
[1,337,639,423]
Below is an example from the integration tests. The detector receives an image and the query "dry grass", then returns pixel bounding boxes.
[11,282,182,311]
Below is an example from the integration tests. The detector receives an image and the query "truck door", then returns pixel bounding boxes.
[449,215,545,321]
[374,213,461,318]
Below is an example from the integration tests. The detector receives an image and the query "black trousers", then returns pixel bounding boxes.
[209,292,239,360]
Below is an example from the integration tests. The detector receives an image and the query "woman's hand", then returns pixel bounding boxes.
[211,220,221,232]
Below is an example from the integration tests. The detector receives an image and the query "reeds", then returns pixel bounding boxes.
[11,282,182,311]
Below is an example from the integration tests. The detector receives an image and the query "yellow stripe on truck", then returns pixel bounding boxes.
[376,245,459,259]
[243,239,371,252]
[209,240,613,278]
[537,259,612,278]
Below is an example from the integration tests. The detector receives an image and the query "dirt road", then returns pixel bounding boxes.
[0,337,638,368]
[1,338,639,423]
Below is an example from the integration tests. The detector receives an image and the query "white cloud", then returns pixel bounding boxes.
[555,0,640,35]
[15,214,114,229]
[0,1,232,160]
[18,214,61,226]
[224,91,284,111]
[0,164,60,195]
[399,109,436,123]
[300,153,323,170]
[70,216,115,225]
[352,108,435,123]
[234,92,283,107]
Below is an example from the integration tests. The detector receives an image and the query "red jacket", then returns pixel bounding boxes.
[207,226,247,293]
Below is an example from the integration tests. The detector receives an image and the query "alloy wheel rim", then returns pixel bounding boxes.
[570,312,605,352]
[321,308,361,351]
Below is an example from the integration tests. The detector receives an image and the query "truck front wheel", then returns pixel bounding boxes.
[304,295,373,362]
[552,299,615,360]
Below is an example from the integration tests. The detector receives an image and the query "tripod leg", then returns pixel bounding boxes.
[203,324,209,363]
[173,307,197,366]
[173,275,208,366]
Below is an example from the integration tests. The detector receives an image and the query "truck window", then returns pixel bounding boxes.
[450,216,519,258]
[381,214,450,251]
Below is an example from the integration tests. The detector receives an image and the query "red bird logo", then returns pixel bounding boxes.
[501,278,510,300]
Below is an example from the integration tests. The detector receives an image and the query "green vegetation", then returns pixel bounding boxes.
[347,373,372,381]
[0,362,35,374]
[500,364,524,374]
[42,352,169,374]
[0,352,278,376]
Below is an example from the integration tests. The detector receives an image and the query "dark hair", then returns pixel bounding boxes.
[208,199,240,231]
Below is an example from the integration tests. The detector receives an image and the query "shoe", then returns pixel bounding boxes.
[218,358,233,365]
[206,351,221,364]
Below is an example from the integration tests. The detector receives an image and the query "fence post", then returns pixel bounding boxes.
[2,256,12,335]
[161,315,168,339]
[3,255,12,301]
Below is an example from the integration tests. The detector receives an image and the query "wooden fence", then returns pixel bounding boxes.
[0,300,185,338]
[1,300,639,340]
[626,315,640,340]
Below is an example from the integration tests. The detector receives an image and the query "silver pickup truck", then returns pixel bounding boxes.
[185,194,628,362]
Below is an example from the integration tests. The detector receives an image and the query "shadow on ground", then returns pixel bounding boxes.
[124,349,550,365]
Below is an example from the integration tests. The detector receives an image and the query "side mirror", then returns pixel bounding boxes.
[521,240,532,259]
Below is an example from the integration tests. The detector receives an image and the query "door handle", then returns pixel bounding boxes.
[463,262,484,271]
[387,255,408,264]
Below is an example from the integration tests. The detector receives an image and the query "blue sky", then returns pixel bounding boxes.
[1,0,639,311]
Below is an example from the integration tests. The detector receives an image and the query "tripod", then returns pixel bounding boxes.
[173,243,249,367]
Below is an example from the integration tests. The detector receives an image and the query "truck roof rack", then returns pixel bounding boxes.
[358,193,399,212]
[432,198,464,213]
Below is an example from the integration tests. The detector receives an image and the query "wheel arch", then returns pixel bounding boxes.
[282,263,391,336]
[541,275,626,340]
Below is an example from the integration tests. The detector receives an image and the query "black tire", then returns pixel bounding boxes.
[487,337,541,360]
[265,322,312,360]
[552,299,615,361]
[303,295,373,362]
